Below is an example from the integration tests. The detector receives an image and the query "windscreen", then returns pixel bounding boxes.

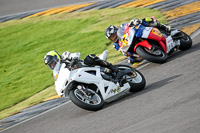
[117,27,125,40]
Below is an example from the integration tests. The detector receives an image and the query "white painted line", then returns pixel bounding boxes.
[137,62,151,70]
[191,28,200,39]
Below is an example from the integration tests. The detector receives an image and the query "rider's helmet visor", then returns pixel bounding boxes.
[109,32,118,42]
[47,60,57,70]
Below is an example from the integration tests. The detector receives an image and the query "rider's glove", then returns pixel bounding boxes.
[61,52,81,61]
[61,51,71,61]
[70,57,79,66]
[129,18,141,27]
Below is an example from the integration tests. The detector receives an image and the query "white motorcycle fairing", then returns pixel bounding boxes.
[55,50,131,102]
[166,36,179,53]
[55,65,131,102]
[54,50,146,110]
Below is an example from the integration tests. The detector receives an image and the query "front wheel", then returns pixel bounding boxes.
[69,86,104,111]
[135,45,168,63]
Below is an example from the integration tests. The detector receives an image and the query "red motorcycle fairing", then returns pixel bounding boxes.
[134,28,167,53]
[148,28,167,53]
[134,40,152,51]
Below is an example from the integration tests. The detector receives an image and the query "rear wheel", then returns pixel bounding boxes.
[69,86,104,111]
[135,44,168,63]
[178,31,192,50]
[116,65,146,92]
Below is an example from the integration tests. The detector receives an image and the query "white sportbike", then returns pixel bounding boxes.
[55,51,146,111]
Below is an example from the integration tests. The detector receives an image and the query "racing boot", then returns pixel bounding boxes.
[105,62,125,86]
[157,22,171,34]
[107,63,119,73]
[98,60,119,73]
[128,56,143,64]
[98,60,120,79]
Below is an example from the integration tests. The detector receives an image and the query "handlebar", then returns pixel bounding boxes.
[62,58,82,71]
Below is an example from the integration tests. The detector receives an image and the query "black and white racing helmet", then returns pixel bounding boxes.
[105,25,118,42]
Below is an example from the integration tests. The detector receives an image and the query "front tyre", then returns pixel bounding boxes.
[69,87,104,111]
[178,31,192,50]
[136,45,168,63]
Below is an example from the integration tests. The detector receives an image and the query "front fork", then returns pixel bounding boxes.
[77,85,94,97]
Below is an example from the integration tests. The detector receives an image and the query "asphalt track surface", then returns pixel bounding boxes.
[1,0,200,133]
[0,0,101,17]
[1,34,199,133]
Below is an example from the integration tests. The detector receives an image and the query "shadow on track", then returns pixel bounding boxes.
[167,42,200,62]
[104,74,182,108]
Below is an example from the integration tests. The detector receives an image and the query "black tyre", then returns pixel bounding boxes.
[69,87,104,111]
[135,45,168,63]
[116,65,146,92]
[128,70,146,92]
[178,31,192,50]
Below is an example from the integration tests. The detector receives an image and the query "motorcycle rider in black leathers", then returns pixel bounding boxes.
[44,50,119,80]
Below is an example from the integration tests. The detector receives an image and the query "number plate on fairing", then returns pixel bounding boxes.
[166,36,180,53]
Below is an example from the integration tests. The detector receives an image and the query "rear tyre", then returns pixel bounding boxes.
[69,87,104,111]
[116,65,146,92]
[136,45,168,63]
[178,31,192,50]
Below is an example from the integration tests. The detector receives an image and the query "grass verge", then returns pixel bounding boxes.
[0,7,167,119]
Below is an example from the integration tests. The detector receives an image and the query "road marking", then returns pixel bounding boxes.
[25,8,59,18]
[118,0,165,8]
[58,3,96,14]
[43,3,96,16]
[181,23,200,35]
[164,1,200,19]
[190,28,200,39]
[137,62,151,70]
[44,95,62,101]
[25,2,96,18]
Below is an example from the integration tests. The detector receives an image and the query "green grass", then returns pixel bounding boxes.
[0,7,167,116]
[0,85,56,119]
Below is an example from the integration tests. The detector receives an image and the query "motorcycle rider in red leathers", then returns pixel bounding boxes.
[105,17,171,64]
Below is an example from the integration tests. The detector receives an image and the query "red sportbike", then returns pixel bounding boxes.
[118,24,192,63]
